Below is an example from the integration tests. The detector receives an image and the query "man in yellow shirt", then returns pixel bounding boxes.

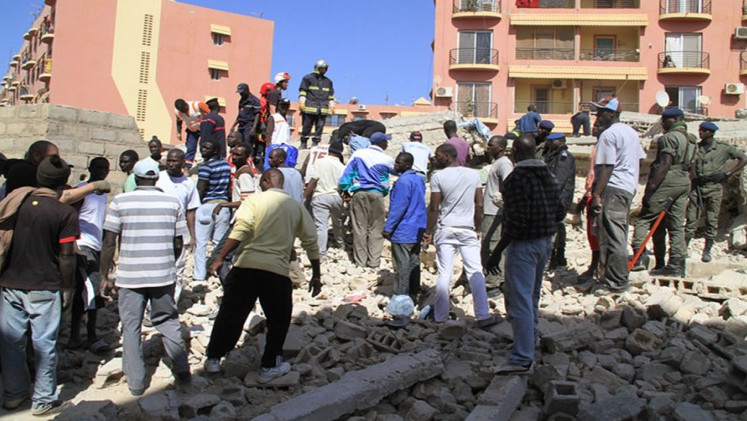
[203,169,321,383]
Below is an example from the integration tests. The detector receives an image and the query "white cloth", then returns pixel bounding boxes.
[279,167,304,203]
[270,113,291,145]
[594,122,644,195]
[75,181,107,251]
[308,155,344,196]
[430,166,482,229]
[401,142,433,175]
[483,156,514,216]
[304,144,330,183]
[434,227,490,322]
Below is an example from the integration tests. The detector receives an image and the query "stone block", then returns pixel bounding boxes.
[621,306,646,330]
[334,320,368,341]
[6,122,29,135]
[52,400,118,421]
[466,375,527,421]
[178,393,221,418]
[109,113,138,129]
[729,356,747,392]
[282,325,308,358]
[625,328,662,355]
[577,392,645,421]
[117,130,145,144]
[210,401,238,421]
[725,315,747,338]
[47,105,78,122]
[78,109,111,127]
[724,400,747,413]
[680,350,711,376]
[581,366,626,391]
[91,127,117,142]
[405,400,438,421]
[672,402,714,421]
[244,370,300,388]
[720,298,747,319]
[636,363,677,382]
[94,357,123,389]
[688,325,719,346]
[646,289,684,319]
[541,322,602,353]
[544,381,579,416]
[699,386,728,408]
[138,390,179,420]
[696,270,747,300]
[438,320,467,340]
[77,141,106,156]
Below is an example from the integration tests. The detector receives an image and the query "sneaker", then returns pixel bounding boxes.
[3,395,28,410]
[475,314,502,328]
[493,362,533,375]
[31,400,70,417]
[204,358,221,374]
[258,357,291,384]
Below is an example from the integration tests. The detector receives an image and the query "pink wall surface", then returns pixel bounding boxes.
[51,0,127,114]
[157,1,274,143]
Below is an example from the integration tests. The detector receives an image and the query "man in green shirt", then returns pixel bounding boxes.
[631,108,696,277]
[685,122,747,262]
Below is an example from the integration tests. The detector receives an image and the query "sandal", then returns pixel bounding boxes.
[88,339,109,354]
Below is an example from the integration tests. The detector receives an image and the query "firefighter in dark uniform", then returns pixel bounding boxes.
[631,108,696,277]
[298,60,335,149]
[544,133,576,269]
[685,122,747,262]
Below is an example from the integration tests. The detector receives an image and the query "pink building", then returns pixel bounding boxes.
[1,0,274,144]
[432,0,747,134]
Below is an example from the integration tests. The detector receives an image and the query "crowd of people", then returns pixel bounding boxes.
[0,58,745,412]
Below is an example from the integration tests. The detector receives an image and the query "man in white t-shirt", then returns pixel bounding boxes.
[588,98,644,293]
[69,157,110,353]
[423,144,498,326]
[156,149,200,304]
[303,141,345,257]
[401,131,433,181]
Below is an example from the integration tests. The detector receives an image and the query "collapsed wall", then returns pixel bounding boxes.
[0,104,148,189]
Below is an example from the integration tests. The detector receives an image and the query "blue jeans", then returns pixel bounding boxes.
[185,130,200,166]
[0,288,61,408]
[194,202,231,280]
[504,237,551,367]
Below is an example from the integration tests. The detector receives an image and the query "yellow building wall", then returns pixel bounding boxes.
[579,27,640,52]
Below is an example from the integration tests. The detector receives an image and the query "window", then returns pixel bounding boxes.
[457,31,493,64]
[212,33,224,46]
[210,69,222,80]
[516,28,574,60]
[325,115,345,127]
[665,86,702,114]
[456,82,493,118]
[594,36,615,58]
[662,0,703,14]
[665,33,702,67]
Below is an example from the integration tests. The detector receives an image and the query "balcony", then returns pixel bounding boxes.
[28,27,38,35]
[658,51,710,75]
[451,101,498,123]
[9,61,18,67]
[21,59,36,70]
[659,0,712,21]
[579,48,639,62]
[452,0,501,19]
[580,101,639,112]
[516,47,574,60]
[449,48,500,71]
[41,32,54,43]
[741,51,747,76]
[23,32,31,41]
[39,59,52,81]
[580,0,639,7]
[516,0,573,8]
[515,100,574,115]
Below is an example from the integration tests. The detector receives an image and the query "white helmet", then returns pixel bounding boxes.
[274,72,291,84]
[314,59,328,70]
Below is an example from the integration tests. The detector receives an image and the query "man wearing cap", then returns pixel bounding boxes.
[299,60,335,149]
[304,141,346,258]
[100,159,191,396]
[535,120,555,160]
[544,133,576,269]
[339,132,395,268]
[443,120,471,166]
[517,105,542,137]
[230,83,261,146]
[267,72,291,116]
[686,122,747,262]
[174,99,210,169]
[401,131,433,181]
[201,98,227,158]
[0,155,78,416]
[587,97,644,293]
[631,108,696,277]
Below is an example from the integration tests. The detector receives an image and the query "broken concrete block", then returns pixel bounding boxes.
[729,356,747,392]
[688,325,719,346]
[438,320,467,340]
[334,320,368,341]
[283,325,309,358]
[699,385,728,408]
[696,270,747,300]
[646,289,684,319]
[52,400,118,421]
[724,400,747,413]
[541,322,602,353]
[577,392,645,421]
[244,370,300,388]
[636,363,677,382]
[581,367,626,391]
[529,365,566,392]
[210,401,238,421]
[719,298,747,319]
[625,328,662,355]
[94,358,124,389]
[139,391,179,420]
[725,315,747,338]
[544,381,579,416]
[251,349,444,421]
[405,400,438,421]
[672,402,714,421]
[621,306,646,330]
[679,350,711,376]
[178,393,221,418]
[465,375,527,421]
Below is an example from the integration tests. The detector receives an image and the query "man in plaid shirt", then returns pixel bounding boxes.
[486,135,565,374]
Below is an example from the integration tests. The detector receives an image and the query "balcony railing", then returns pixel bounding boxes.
[515,101,574,115]
[449,48,499,66]
[516,47,574,60]
[658,51,709,70]
[580,101,639,113]
[579,48,639,62]
[452,0,500,13]
[451,101,498,119]
[517,0,574,8]
[581,0,640,8]
[744,0,747,15]
[741,51,747,74]
[659,0,711,15]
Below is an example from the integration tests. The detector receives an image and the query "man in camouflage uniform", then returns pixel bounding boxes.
[631,108,696,277]
[685,122,747,262]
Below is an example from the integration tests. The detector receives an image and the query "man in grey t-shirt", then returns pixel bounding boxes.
[482,136,513,291]
[423,144,497,327]
[269,148,303,203]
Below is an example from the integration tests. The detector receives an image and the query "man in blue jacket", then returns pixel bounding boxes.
[383,153,426,300]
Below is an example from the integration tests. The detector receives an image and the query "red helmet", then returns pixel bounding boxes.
[260,82,275,96]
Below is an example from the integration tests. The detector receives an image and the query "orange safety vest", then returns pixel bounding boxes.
[175,101,209,132]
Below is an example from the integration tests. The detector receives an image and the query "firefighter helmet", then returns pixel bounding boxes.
[314,59,328,70]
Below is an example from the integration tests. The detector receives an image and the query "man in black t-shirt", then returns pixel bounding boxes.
[5,140,58,195]
[0,155,79,416]
[267,72,290,116]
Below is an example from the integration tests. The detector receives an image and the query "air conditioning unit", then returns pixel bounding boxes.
[435,86,453,98]
[735,27,747,40]
[725,83,745,95]
[357,104,367,111]
[552,79,567,89]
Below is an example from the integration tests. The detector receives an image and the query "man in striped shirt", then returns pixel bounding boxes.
[100,159,190,396]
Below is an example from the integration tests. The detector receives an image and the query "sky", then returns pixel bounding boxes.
[1,0,435,107]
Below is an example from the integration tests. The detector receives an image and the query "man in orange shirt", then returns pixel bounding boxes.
[174,99,210,169]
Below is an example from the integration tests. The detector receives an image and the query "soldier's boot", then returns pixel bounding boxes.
[556,248,567,268]
[311,136,321,146]
[578,250,600,283]
[300,136,309,150]
[702,239,714,263]
[630,248,649,272]
[654,249,666,270]
[650,257,686,278]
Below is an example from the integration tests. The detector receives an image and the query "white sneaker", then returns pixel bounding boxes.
[257,356,291,383]
[204,358,221,374]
